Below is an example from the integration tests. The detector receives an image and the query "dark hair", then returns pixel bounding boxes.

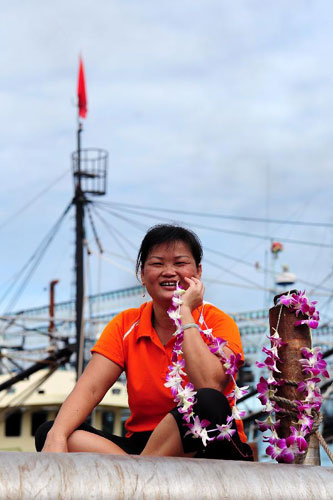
[136,224,203,276]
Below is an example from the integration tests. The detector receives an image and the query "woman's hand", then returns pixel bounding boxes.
[181,277,204,312]
[179,277,226,391]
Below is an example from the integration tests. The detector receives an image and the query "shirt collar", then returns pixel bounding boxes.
[135,301,155,341]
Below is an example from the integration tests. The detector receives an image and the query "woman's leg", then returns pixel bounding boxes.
[141,413,196,457]
[142,388,253,460]
[67,429,127,454]
[35,420,129,454]
[141,388,227,457]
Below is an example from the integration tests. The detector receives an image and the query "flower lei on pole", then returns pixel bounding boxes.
[256,291,329,463]
[165,283,248,446]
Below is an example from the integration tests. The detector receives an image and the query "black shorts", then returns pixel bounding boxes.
[35,388,253,461]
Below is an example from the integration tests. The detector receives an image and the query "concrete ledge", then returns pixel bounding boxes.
[0,452,332,500]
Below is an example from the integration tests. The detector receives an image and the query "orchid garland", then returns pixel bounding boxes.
[256,291,329,463]
[165,283,248,446]
[279,290,320,329]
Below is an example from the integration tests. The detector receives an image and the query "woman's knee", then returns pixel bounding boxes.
[195,388,231,423]
[67,429,127,454]
[35,420,55,451]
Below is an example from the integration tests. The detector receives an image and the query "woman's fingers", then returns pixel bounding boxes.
[184,276,201,286]
[182,277,204,310]
[186,277,204,292]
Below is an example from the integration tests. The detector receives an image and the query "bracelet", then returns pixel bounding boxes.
[182,323,199,331]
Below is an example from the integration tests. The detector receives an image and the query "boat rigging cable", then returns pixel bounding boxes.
[0,201,72,316]
[93,202,333,316]
[101,198,333,307]
[91,204,138,251]
[86,204,103,254]
[0,317,69,341]
[89,204,278,293]
[90,203,333,320]
[96,201,333,249]
[102,200,333,229]
[206,247,333,294]
[1,178,331,304]
[87,248,136,277]
[95,204,148,232]
[0,345,74,394]
[93,205,271,291]
[204,257,273,293]
[93,202,332,294]
[2,357,23,374]
[0,167,71,233]
[0,315,96,346]
[86,206,136,276]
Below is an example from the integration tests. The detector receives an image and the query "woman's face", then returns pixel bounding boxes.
[141,240,202,306]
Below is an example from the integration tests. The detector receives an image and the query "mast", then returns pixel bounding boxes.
[72,56,108,381]
[74,122,86,380]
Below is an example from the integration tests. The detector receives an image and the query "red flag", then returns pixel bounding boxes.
[77,57,87,119]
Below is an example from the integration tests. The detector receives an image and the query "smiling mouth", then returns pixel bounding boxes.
[160,281,177,287]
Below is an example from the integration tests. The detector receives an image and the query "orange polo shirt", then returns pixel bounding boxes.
[91,301,247,442]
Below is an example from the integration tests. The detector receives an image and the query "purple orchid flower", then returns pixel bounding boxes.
[164,373,183,397]
[279,295,293,307]
[178,404,194,416]
[168,359,186,377]
[231,405,246,420]
[297,377,321,394]
[230,384,249,401]
[279,291,320,329]
[185,416,213,446]
[296,412,313,433]
[257,376,277,405]
[168,308,182,322]
[295,318,319,329]
[215,416,236,441]
[267,331,287,349]
[209,337,227,357]
[224,353,243,377]
[266,437,295,463]
[300,347,329,378]
[175,383,196,411]
[256,354,281,373]
[185,415,210,433]
[262,345,281,361]
[286,426,308,453]
[256,416,280,433]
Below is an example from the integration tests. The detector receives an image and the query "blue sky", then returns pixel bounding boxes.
[1,1,333,318]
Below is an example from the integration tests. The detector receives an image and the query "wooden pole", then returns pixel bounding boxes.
[269,292,320,465]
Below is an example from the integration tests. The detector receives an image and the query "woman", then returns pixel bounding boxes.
[36,224,253,460]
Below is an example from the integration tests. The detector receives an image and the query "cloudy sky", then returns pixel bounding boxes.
[1,1,333,318]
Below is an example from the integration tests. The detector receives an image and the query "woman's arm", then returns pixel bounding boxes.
[42,353,122,452]
[180,277,232,392]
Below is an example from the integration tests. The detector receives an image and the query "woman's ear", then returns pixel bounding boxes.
[140,269,144,284]
[196,264,202,279]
